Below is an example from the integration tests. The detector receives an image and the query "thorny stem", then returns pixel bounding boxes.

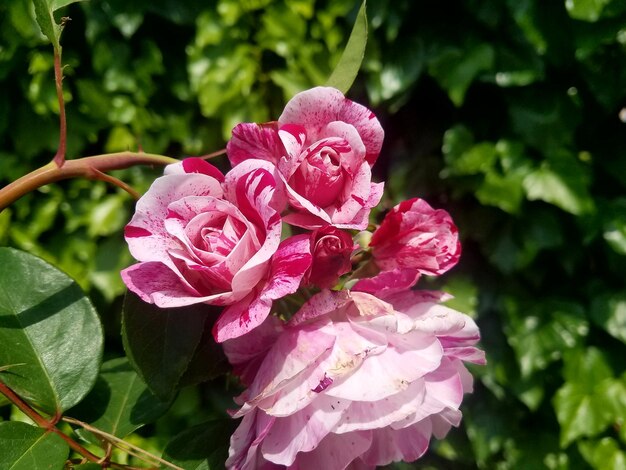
[52,47,67,167]
[0,151,178,211]
[0,380,101,464]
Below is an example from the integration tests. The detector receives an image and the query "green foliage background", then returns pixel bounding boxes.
[1,0,626,468]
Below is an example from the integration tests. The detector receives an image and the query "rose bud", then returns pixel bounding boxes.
[305,226,354,289]
[370,198,461,277]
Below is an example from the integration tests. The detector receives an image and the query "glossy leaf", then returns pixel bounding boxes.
[122,292,228,401]
[326,1,367,93]
[0,247,103,415]
[0,421,68,470]
[163,419,237,470]
[70,357,172,440]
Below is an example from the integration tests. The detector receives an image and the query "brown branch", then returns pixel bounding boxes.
[89,168,141,200]
[52,48,67,167]
[0,151,178,211]
[0,380,102,464]
[200,148,227,160]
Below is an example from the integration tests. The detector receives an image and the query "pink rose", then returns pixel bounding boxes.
[353,199,460,297]
[121,158,312,341]
[305,226,354,289]
[227,87,385,229]
[370,198,461,276]
[224,289,484,468]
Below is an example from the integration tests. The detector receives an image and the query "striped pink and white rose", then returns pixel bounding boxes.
[121,158,312,342]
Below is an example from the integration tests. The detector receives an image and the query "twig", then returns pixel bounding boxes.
[89,168,141,200]
[52,48,67,167]
[200,148,227,160]
[63,417,184,470]
[0,380,102,464]
[0,151,178,211]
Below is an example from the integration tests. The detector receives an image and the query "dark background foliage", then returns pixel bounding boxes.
[1,0,626,467]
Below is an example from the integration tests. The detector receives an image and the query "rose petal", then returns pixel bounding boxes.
[278,87,384,165]
[227,122,284,166]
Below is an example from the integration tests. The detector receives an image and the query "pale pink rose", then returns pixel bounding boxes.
[227,87,385,229]
[224,289,484,469]
[121,158,312,341]
[304,226,355,289]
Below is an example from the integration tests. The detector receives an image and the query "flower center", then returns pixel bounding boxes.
[290,140,348,208]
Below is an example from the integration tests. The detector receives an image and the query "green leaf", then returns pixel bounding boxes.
[579,437,626,470]
[122,292,228,401]
[0,248,103,415]
[604,212,626,256]
[428,43,495,106]
[50,0,88,11]
[0,421,68,470]
[590,293,626,344]
[566,0,612,22]
[523,156,595,215]
[163,419,237,470]
[32,0,61,49]
[326,1,367,93]
[445,141,498,176]
[553,348,625,447]
[69,357,172,440]
[476,170,525,214]
[32,0,87,49]
[504,299,588,378]
[554,382,611,447]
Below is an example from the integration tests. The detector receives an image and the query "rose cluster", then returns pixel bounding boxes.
[121,87,484,469]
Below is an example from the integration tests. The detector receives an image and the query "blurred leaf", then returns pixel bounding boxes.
[445,142,498,176]
[578,437,626,470]
[0,421,69,470]
[429,43,494,106]
[463,389,512,464]
[366,36,424,104]
[70,357,172,440]
[87,194,128,237]
[122,292,227,401]
[326,1,367,93]
[504,299,588,378]
[163,419,237,470]
[590,292,626,344]
[50,0,88,10]
[508,91,580,151]
[442,125,475,164]
[523,153,595,215]
[89,236,132,302]
[602,200,626,255]
[566,0,612,22]
[554,347,626,447]
[0,248,103,415]
[442,276,478,318]
[476,170,526,214]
